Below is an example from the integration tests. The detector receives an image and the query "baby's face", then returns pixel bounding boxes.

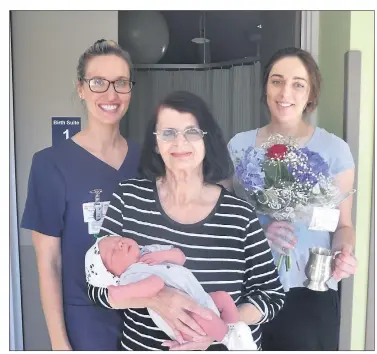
[98,236,140,276]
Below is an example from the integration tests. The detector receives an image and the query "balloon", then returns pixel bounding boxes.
[119,11,169,64]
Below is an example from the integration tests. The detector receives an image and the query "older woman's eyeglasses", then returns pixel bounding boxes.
[154,128,207,142]
[83,78,135,94]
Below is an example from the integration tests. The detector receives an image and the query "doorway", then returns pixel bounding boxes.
[10,11,342,351]
[118,10,302,143]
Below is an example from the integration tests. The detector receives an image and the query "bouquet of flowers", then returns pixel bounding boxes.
[233,134,355,271]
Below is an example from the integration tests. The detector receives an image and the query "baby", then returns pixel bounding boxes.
[85,235,257,350]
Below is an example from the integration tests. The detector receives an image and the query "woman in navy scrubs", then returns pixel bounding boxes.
[21,39,140,350]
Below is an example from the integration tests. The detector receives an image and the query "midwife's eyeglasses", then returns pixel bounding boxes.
[83,77,135,94]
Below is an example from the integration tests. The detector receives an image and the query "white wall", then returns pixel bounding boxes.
[11,10,118,349]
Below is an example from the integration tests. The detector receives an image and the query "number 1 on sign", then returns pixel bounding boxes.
[63,129,69,139]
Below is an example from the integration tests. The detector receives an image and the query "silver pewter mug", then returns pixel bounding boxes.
[303,247,341,291]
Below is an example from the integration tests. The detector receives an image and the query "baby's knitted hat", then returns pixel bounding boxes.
[85,236,120,287]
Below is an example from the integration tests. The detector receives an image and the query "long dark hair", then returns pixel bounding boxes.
[139,91,234,184]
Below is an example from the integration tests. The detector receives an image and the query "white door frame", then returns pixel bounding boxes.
[300,10,319,127]
[9,11,360,351]
[365,159,374,350]
[301,14,372,351]
[301,11,354,350]
[10,25,24,350]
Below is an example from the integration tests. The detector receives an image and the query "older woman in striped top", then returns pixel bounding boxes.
[87,91,284,351]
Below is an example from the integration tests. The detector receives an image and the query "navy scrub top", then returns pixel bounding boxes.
[21,138,140,350]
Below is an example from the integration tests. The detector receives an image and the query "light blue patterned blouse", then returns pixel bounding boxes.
[228,127,355,292]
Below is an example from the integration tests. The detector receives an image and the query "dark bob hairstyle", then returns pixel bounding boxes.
[139,91,234,184]
[262,47,322,115]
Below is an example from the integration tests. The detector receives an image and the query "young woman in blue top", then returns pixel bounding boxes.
[227,47,357,350]
[21,39,141,350]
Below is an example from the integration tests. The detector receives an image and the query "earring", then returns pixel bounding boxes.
[155,146,160,154]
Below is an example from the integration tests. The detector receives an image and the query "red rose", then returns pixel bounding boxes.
[266,144,288,159]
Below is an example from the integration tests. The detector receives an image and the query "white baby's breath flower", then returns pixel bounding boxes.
[312,184,321,194]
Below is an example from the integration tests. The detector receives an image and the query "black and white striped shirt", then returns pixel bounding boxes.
[88,179,285,351]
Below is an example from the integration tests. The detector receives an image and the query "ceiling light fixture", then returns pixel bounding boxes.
[191,11,210,44]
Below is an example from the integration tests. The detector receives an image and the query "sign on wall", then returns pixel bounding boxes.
[52,117,81,146]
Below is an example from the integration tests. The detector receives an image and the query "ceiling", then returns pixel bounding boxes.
[159,11,263,64]
[118,11,300,65]
[119,10,264,64]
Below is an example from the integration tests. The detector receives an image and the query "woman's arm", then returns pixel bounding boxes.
[238,211,285,325]
[32,231,71,350]
[88,283,212,343]
[21,152,69,349]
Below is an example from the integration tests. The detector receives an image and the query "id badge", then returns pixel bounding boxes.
[82,201,110,234]
[82,201,110,222]
[309,207,340,232]
[88,220,103,235]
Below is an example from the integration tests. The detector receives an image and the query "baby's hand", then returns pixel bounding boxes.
[140,251,170,265]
